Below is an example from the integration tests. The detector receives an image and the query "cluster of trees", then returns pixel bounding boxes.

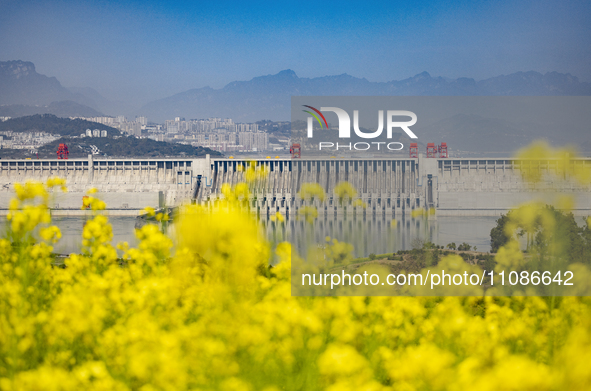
[36,137,219,159]
[445,242,475,251]
[490,206,591,265]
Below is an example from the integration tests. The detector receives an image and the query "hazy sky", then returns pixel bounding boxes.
[1,0,590,106]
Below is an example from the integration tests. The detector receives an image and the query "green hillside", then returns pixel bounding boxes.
[45,137,216,158]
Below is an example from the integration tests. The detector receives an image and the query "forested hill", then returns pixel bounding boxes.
[36,137,218,159]
[0,114,120,137]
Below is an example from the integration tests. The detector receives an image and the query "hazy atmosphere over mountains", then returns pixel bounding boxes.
[139,69,591,123]
[0,61,132,118]
[2,60,591,123]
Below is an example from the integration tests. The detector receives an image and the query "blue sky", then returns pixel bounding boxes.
[1,0,590,105]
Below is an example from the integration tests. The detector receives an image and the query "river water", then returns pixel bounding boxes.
[268,215,497,257]
[0,214,499,257]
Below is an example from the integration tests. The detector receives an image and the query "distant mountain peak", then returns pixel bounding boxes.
[0,60,133,116]
[276,69,297,77]
[0,60,102,111]
[412,71,432,79]
[0,60,37,78]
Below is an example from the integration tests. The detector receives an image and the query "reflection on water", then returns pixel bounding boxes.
[0,215,499,257]
[0,216,140,255]
[263,215,499,257]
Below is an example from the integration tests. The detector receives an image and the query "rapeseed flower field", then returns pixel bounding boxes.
[1,142,591,390]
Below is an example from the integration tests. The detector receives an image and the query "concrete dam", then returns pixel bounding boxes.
[1,155,590,216]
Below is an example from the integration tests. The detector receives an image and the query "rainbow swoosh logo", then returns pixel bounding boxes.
[302,105,328,129]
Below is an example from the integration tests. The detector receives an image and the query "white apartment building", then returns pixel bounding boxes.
[238,131,268,152]
[136,116,148,126]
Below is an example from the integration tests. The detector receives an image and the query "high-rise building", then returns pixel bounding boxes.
[165,120,179,134]
[124,122,142,137]
[236,123,259,132]
[86,129,93,137]
[238,132,268,152]
[253,131,268,151]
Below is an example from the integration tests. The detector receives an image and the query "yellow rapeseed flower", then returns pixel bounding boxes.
[1,172,591,391]
[299,183,325,202]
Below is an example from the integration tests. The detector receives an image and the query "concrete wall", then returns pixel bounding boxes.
[2,155,590,216]
[0,156,195,214]
[435,159,591,215]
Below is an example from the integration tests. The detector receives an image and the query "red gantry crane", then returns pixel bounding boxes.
[426,143,437,158]
[424,142,449,158]
[409,142,418,158]
[290,143,301,158]
[56,143,69,159]
[438,142,448,158]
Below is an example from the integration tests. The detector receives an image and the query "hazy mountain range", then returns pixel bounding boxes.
[0,101,103,118]
[139,69,591,123]
[2,60,591,123]
[2,60,590,154]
